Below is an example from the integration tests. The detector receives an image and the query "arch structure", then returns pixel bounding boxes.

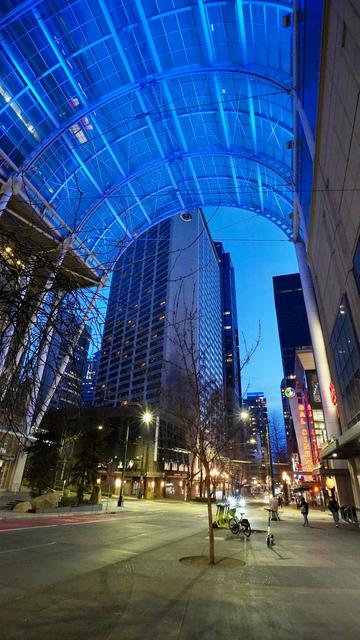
[0,0,296,271]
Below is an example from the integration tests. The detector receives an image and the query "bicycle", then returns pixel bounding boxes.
[228,511,251,537]
[265,508,275,547]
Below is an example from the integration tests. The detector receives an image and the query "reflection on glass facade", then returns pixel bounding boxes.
[330,296,360,426]
[96,220,171,405]
[273,273,312,377]
[95,211,223,408]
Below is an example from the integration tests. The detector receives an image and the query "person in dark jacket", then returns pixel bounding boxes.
[300,497,310,526]
[328,497,340,527]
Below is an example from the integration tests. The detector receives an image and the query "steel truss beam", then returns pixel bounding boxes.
[77,146,292,231]
[106,201,293,260]
[16,63,291,173]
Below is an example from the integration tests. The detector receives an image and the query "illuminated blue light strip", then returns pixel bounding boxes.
[20,62,292,172]
[2,20,134,235]
[197,0,241,206]
[92,198,293,260]
[0,0,43,28]
[98,0,185,210]
[88,174,292,227]
[134,0,204,206]
[77,146,293,231]
[31,9,140,231]
[236,0,265,211]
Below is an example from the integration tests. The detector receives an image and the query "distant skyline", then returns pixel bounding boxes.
[206,206,298,424]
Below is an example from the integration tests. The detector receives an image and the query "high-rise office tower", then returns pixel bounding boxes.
[81,351,100,407]
[95,210,223,411]
[273,273,312,456]
[40,311,91,410]
[273,274,312,378]
[243,392,269,466]
[95,210,223,491]
[214,242,242,453]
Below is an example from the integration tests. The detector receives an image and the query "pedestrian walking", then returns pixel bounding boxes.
[278,494,283,509]
[300,497,310,526]
[270,495,280,520]
[328,497,340,527]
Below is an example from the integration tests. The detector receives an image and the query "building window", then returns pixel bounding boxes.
[330,296,360,424]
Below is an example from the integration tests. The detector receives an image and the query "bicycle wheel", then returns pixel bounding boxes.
[243,523,251,538]
[229,518,240,534]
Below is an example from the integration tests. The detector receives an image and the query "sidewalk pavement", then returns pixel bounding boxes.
[1,501,360,639]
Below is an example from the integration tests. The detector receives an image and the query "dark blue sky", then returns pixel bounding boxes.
[206,206,298,423]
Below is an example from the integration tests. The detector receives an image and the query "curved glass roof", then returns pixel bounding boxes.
[0,0,294,271]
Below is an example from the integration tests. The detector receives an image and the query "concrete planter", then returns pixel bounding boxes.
[36,504,103,514]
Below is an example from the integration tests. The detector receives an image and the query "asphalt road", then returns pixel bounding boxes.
[0,500,359,640]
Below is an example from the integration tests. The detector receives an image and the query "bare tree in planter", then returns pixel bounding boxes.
[162,288,227,565]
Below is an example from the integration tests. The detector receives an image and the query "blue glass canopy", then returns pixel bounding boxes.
[0,0,295,271]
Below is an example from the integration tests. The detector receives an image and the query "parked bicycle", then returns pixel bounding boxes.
[228,511,251,538]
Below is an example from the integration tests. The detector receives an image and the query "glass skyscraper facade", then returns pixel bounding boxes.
[96,220,170,406]
[273,273,313,458]
[273,273,312,379]
[214,242,241,411]
[95,210,223,409]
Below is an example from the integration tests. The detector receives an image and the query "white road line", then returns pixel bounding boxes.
[0,541,56,554]
[61,520,99,526]
[0,524,58,533]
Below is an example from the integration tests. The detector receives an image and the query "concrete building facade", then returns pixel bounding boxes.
[306,1,360,508]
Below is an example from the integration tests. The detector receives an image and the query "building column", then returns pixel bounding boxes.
[0,271,32,375]
[7,450,27,492]
[32,276,107,432]
[0,177,21,218]
[25,289,64,431]
[295,240,340,440]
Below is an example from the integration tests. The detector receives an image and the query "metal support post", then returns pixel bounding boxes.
[24,289,64,430]
[0,271,31,374]
[295,241,340,440]
[153,415,159,462]
[0,177,21,218]
[31,276,106,433]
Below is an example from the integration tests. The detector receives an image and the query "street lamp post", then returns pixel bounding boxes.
[117,407,154,506]
[265,419,275,497]
[117,418,130,507]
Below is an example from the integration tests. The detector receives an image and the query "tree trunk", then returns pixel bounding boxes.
[204,465,215,565]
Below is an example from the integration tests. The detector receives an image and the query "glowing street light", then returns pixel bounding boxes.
[240,410,249,421]
[142,410,154,426]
